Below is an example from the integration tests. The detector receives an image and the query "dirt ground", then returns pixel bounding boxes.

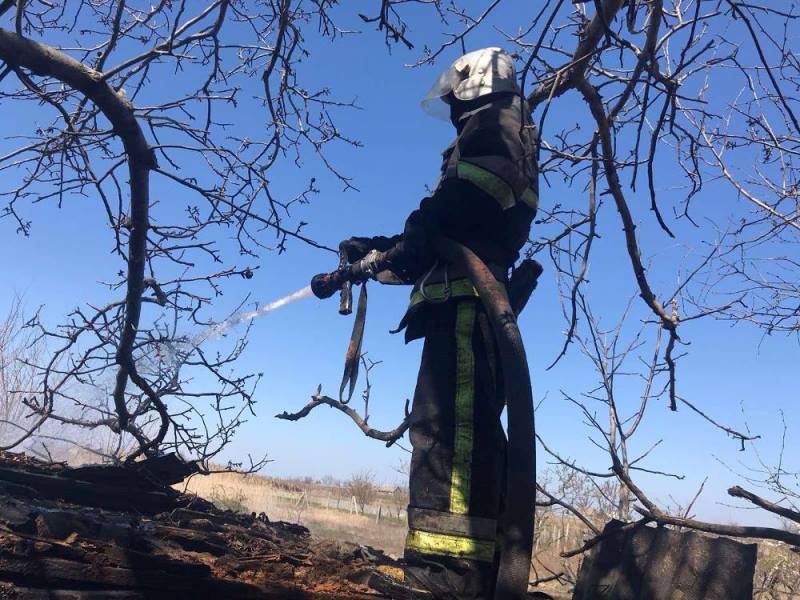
[0,452,383,599]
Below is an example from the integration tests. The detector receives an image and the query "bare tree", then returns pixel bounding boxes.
[0,1,360,467]
[0,295,44,445]
[346,468,379,513]
[512,0,800,553]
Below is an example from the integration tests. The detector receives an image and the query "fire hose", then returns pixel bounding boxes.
[311,239,538,600]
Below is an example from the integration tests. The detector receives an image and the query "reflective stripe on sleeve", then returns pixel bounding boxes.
[456,160,538,213]
[457,161,516,209]
[520,187,539,211]
[405,529,495,562]
[449,301,476,515]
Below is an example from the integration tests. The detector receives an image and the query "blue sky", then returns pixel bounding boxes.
[1,3,797,527]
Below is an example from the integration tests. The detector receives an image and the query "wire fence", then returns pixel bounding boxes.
[273,488,408,522]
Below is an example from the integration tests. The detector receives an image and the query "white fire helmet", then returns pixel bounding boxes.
[421,47,520,119]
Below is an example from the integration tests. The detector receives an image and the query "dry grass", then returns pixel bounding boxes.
[754,541,800,599]
[179,471,408,556]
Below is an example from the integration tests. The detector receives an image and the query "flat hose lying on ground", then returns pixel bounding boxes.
[434,237,536,600]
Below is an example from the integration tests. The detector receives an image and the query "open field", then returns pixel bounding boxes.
[180,471,409,556]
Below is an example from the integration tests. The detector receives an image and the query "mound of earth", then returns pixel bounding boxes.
[0,451,381,599]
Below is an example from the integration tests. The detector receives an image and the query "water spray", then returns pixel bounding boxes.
[193,285,313,346]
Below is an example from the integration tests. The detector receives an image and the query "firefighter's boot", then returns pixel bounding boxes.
[367,557,492,600]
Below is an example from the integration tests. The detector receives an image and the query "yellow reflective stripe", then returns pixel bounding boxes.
[457,161,516,210]
[406,529,495,562]
[520,187,539,211]
[450,301,475,515]
[408,279,478,309]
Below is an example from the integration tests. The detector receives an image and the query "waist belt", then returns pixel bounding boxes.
[409,278,478,309]
[395,261,508,340]
[412,259,506,302]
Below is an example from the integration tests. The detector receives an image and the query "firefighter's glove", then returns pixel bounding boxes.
[339,237,376,264]
[350,249,384,282]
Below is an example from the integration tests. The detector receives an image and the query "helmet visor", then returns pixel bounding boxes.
[420,65,461,120]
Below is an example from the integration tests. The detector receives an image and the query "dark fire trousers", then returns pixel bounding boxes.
[404,297,506,597]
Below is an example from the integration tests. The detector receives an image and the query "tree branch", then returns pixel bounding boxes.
[276,389,409,447]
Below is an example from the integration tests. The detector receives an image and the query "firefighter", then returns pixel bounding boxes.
[341,47,539,599]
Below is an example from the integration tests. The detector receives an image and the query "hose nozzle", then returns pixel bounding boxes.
[311,249,388,315]
[310,271,344,299]
[310,268,353,315]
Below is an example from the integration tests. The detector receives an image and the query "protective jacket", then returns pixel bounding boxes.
[376,93,538,340]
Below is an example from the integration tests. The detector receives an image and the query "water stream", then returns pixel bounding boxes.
[192,285,313,347]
